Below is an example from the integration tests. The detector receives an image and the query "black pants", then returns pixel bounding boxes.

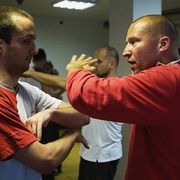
[78,157,119,180]
[41,122,63,180]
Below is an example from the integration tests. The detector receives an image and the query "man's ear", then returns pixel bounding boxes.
[110,59,116,69]
[159,36,170,52]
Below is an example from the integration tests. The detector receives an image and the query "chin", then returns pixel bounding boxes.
[133,70,139,75]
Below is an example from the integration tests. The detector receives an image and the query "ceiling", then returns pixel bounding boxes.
[0,0,180,21]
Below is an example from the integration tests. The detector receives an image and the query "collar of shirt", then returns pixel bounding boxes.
[156,59,180,66]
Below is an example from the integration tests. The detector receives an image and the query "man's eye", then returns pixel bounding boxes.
[130,40,135,45]
[97,59,103,63]
[24,39,31,44]
[130,38,140,46]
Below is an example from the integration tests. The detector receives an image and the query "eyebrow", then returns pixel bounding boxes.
[95,58,103,63]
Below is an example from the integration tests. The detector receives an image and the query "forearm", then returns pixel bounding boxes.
[24,102,90,141]
[13,131,86,174]
[25,71,66,90]
[46,74,66,90]
[44,131,80,170]
[50,107,90,128]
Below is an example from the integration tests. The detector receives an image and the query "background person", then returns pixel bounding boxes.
[43,60,64,176]
[22,69,66,91]
[20,48,47,89]
[78,46,123,180]
[43,60,64,99]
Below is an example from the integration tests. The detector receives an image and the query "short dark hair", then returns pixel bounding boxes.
[33,48,47,62]
[134,15,178,46]
[0,6,33,44]
[96,46,119,65]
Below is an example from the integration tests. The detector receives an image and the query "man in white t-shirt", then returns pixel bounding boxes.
[78,46,123,180]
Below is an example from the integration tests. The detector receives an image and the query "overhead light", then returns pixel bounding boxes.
[52,0,98,10]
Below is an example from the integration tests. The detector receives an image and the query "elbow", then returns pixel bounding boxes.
[84,116,90,125]
[39,161,56,174]
[36,157,60,175]
[13,142,62,175]
[33,147,62,174]
[78,115,90,127]
[29,160,56,174]
[72,114,90,128]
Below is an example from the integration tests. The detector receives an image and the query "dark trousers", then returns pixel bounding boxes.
[41,122,64,179]
[78,157,119,180]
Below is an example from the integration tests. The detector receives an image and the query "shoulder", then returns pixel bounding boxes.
[18,81,41,91]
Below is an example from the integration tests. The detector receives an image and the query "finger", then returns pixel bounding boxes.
[24,120,32,132]
[82,64,94,71]
[70,55,78,63]
[77,54,86,61]
[36,122,43,141]
[81,137,90,149]
[89,58,98,64]
[91,66,96,70]
[31,121,37,136]
[81,58,98,67]
[84,56,93,61]
[76,134,90,149]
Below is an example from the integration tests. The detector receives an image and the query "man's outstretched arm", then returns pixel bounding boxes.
[22,71,66,91]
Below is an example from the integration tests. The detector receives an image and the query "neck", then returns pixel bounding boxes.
[0,72,19,88]
[107,70,117,78]
[105,73,117,78]
[161,51,180,64]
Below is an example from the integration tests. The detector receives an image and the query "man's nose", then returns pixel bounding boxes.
[122,45,131,57]
[33,48,39,55]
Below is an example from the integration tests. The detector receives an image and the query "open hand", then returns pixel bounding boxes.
[61,130,90,149]
[24,109,53,141]
[66,54,98,75]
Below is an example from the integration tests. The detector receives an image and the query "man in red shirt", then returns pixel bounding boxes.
[66,15,180,179]
[0,6,89,180]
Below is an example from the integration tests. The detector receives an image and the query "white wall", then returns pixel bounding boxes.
[33,15,109,101]
[34,16,109,76]
[33,14,180,97]
[166,13,180,48]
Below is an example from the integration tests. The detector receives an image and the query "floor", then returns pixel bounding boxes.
[53,131,126,180]
[55,141,80,180]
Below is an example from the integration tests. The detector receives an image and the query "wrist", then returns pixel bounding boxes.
[67,67,80,76]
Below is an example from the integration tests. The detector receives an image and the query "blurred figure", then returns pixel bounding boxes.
[43,60,64,99]
[20,48,47,89]
[43,60,64,176]
[21,48,57,180]
[78,46,123,180]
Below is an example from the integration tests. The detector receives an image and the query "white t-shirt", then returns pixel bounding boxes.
[0,81,61,180]
[80,117,123,162]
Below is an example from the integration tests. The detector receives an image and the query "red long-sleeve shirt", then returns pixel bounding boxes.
[0,86,37,161]
[66,64,180,179]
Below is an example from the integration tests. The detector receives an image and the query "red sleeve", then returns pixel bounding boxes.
[0,88,37,161]
[66,66,179,125]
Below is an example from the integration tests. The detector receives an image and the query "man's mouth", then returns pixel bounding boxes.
[128,61,136,70]
[26,57,32,61]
